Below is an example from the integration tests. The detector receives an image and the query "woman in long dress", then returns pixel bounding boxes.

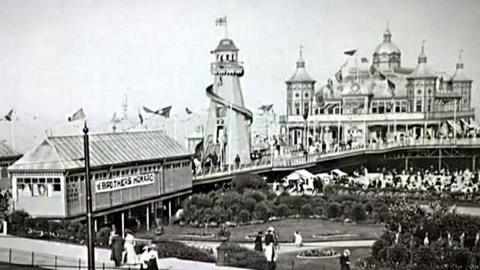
[123,230,138,265]
[264,227,278,270]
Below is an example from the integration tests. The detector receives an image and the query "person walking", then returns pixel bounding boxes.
[234,154,241,169]
[339,249,351,270]
[254,231,263,252]
[123,229,138,265]
[109,228,123,266]
[294,230,303,247]
[264,227,278,270]
[147,244,159,270]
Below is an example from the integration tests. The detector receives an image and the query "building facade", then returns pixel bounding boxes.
[282,26,475,147]
[9,130,192,226]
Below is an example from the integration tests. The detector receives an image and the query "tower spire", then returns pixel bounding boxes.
[383,21,391,42]
[457,49,464,69]
[418,40,427,64]
[297,45,305,68]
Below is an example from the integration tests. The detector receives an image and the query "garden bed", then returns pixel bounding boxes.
[297,248,340,259]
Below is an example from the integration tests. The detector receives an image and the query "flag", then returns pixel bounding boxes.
[361,57,369,63]
[387,79,396,97]
[344,49,357,56]
[111,112,121,124]
[215,16,227,26]
[378,72,387,81]
[2,109,13,121]
[138,109,144,125]
[335,69,343,83]
[143,106,157,114]
[259,104,273,112]
[159,106,172,118]
[68,108,86,122]
[185,107,193,115]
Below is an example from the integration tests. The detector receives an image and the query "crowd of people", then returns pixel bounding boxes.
[339,166,480,194]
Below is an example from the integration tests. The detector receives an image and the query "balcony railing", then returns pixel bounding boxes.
[193,137,480,181]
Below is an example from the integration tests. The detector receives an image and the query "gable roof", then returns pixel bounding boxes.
[9,130,191,172]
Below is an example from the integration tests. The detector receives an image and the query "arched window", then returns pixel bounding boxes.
[226,55,229,61]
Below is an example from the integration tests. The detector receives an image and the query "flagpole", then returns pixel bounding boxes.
[10,116,15,151]
[454,99,457,143]
[83,122,95,270]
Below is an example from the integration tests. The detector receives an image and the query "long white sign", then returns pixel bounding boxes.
[95,173,155,193]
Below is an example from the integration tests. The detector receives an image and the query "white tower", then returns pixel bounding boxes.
[204,38,253,165]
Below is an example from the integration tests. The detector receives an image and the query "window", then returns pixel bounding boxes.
[17,177,61,197]
[395,101,401,113]
[304,92,309,98]
[416,100,422,112]
[417,89,422,95]
[295,92,300,98]
[401,101,407,112]
[294,103,300,115]
[378,103,385,114]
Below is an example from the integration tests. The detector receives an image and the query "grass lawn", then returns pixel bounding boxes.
[139,218,384,243]
[276,247,371,270]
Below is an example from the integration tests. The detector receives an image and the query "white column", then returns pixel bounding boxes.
[121,212,125,238]
[168,200,172,225]
[146,205,150,231]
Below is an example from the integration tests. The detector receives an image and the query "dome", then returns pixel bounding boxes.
[374,27,400,55]
[287,47,315,83]
[212,38,239,52]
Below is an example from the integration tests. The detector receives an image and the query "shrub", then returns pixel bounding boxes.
[275,195,308,214]
[238,210,251,223]
[153,240,215,262]
[217,242,267,270]
[386,244,409,265]
[274,204,289,217]
[243,190,267,203]
[351,203,366,222]
[7,210,31,235]
[242,197,257,213]
[300,204,313,217]
[371,239,388,262]
[253,202,271,221]
[326,202,341,219]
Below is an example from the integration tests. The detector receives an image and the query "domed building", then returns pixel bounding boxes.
[281,25,475,147]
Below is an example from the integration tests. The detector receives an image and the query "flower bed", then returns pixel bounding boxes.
[297,248,340,259]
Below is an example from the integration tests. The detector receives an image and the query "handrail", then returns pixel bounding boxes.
[193,137,480,180]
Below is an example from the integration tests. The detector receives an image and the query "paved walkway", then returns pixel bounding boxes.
[0,235,375,269]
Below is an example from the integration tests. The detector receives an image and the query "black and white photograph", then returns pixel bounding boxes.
[0,0,480,269]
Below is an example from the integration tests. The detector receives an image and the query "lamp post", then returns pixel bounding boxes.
[83,122,95,270]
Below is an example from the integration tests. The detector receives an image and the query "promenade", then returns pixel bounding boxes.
[193,137,480,183]
[0,234,375,270]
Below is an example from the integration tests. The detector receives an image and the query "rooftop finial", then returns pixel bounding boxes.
[386,20,389,31]
[299,45,303,59]
[421,40,425,53]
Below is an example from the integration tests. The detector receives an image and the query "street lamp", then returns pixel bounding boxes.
[83,122,95,270]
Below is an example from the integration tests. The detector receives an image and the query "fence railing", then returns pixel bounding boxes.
[193,137,480,180]
[0,246,119,270]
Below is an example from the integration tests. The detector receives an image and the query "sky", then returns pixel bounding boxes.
[0,0,480,152]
